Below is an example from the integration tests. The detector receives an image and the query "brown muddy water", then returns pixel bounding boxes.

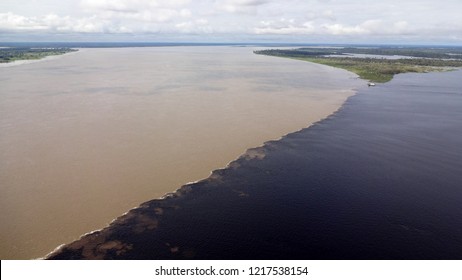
[0,46,362,259]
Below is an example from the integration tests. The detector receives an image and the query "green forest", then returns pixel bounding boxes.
[254,47,462,83]
[0,47,77,63]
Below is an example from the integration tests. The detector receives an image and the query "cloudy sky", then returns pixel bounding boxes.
[1,0,461,44]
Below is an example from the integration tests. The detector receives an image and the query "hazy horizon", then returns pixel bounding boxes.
[1,42,461,48]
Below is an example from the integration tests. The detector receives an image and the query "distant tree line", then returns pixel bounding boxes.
[254,47,462,83]
[254,49,334,57]
[0,47,77,63]
[254,46,462,60]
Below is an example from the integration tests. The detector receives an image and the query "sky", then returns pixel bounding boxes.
[0,0,461,44]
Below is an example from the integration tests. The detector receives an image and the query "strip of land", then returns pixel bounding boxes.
[0,47,77,63]
[254,47,462,83]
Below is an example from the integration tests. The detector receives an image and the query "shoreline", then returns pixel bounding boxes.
[254,47,462,83]
[0,49,79,67]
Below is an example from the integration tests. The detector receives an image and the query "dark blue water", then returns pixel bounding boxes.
[48,70,462,260]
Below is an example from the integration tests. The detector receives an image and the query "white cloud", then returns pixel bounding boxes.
[80,0,136,13]
[0,12,128,33]
[179,9,192,18]
[218,0,271,14]
[175,18,211,33]
[80,0,191,11]
[79,0,193,24]
[321,19,414,36]
[0,0,461,43]
[254,19,315,35]
[0,12,47,31]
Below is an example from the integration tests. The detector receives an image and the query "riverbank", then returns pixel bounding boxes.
[0,47,77,64]
[254,47,462,82]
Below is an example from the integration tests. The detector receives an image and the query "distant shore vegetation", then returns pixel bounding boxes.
[254,47,462,83]
[0,47,77,63]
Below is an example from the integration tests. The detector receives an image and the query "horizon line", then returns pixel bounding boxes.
[1,41,462,47]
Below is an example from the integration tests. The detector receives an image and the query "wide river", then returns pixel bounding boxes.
[0,46,362,259]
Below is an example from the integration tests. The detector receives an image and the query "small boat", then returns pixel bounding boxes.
[368,82,376,86]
